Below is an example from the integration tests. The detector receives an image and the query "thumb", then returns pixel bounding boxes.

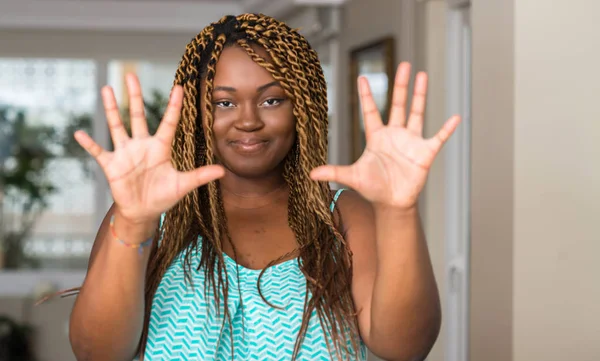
[176,165,226,198]
[310,165,356,188]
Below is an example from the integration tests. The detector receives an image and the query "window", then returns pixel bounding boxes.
[0,58,179,272]
[0,58,97,270]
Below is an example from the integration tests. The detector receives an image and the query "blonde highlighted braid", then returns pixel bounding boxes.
[140,14,361,360]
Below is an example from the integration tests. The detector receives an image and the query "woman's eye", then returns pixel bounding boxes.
[215,101,234,108]
[262,98,283,107]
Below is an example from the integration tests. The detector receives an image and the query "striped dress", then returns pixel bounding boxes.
[143,189,367,360]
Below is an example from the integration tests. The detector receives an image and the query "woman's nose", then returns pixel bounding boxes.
[234,104,264,132]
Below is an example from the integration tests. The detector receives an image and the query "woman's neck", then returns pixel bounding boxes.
[219,169,289,209]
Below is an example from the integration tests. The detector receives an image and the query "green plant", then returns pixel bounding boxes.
[62,88,167,176]
[0,105,59,269]
[122,88,168,135]
[0,314,36,361]
[0,88,168,269]
[61,112,94,177]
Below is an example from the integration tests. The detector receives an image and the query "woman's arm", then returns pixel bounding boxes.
[338,191,441,361]
[67,75,224,361]
[69,203,158,361]
[310,63,459,361]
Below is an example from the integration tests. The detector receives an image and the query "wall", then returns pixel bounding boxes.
[513,0,600,360]
[472,0,600,360]
[470,0,515,360]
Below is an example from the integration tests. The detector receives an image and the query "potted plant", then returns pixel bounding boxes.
[63,88,166,174]
[0,88,168,270]
[0,314,36,361]
[0,105,58,269]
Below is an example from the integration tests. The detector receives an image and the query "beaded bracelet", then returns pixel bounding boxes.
[109,215,154,255]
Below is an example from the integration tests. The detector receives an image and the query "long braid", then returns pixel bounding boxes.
[140,13,360,360]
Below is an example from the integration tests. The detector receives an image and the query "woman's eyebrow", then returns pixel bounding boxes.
[257,81,280,93]
[213,81,281,93]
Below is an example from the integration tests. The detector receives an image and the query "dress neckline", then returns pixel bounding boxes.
[222,251,300,274]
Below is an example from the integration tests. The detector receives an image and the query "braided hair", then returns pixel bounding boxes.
[140,14,361,360]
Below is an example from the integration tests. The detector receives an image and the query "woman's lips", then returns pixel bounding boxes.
[230,139,268,153]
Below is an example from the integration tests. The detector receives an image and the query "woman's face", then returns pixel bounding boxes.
[201,44,296,179]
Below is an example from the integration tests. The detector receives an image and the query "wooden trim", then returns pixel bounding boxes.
[348,36,395,162]
[448,0,471,9]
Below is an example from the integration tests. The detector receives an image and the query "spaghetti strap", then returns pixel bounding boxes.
[156,213,166,247]
[330,188,346,212]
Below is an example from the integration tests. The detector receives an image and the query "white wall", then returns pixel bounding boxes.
[513,1,600,360]
[470,0,515,359]
[472,0,600,360]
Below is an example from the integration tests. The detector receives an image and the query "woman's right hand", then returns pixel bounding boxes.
[75,73,224,224]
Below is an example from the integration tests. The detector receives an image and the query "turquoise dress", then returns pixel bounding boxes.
[143,189,367,360]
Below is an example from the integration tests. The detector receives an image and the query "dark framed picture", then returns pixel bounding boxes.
[349,37,395,162]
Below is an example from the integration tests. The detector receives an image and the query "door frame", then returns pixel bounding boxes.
[445,1,472,361]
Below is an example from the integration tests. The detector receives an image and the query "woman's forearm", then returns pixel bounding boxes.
[69,206,157,361]
[368,205,441,361]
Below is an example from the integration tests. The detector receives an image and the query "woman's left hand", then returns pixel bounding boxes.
[310,62,461,210]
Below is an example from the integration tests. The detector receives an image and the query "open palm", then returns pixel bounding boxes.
[75,74,224,223]
[311,63,461,209]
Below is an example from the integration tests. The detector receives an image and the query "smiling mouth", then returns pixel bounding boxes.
[230,140,268,153]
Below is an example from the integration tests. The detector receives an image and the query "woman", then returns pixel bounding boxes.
[68,13,460,361]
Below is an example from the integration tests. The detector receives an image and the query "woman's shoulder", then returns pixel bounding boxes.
[329,188,374,231]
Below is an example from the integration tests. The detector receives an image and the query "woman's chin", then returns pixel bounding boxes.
[223,162,282,180]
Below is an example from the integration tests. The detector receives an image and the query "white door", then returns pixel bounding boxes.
[445,1,471,361]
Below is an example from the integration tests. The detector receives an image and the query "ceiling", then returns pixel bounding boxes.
[0,0,344,33]
[0,0,244,32]
[60,0,242,2]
